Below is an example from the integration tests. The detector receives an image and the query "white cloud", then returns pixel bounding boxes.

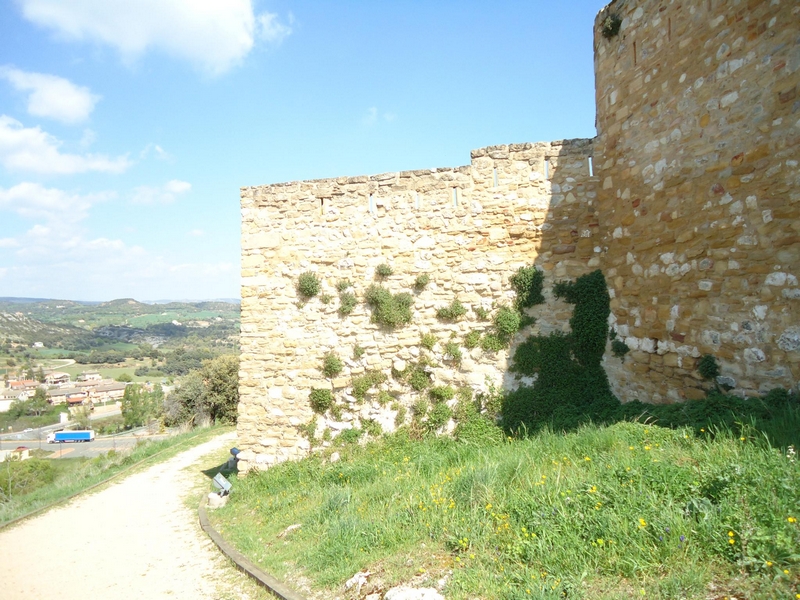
[18,0,292,76]
[362,107,397,126]
[131,179,191,204]
[0,238,19,248]
[140,143,172,161]
[0,115,131,174]
[0,181,113,223]
[188,229,205,237]
[0,65,100,124]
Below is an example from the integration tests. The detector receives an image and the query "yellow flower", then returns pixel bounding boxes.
[788,517,797,523]
[644,445,651,451]
[638,518,647,528]
[728,531,734,537]
[784,569,790,575]
[729,539,735,545]
[584,456,591,461]
[485,503,492,510]
[766,561,773,567]
[740,437,746,441]
[629,446,635,450]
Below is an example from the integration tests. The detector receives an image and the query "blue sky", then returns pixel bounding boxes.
[0,0,607,302]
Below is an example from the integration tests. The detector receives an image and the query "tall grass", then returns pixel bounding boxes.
[212,417,799,599]
[0,425,230,526]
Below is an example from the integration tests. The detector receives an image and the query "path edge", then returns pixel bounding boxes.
[198,499,307,600]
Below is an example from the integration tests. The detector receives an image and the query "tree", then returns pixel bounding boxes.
[25,366,34,380]
[162,354,239,427]
[120,384,148,428]
[28,388,49,416]
[201,354,239,424]
[36,367,45,383]
[73,406,92,430]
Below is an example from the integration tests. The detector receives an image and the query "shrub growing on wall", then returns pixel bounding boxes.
[297,271,321,298]
[321,352,343,378]
[309,388,334,414]
[365,284,413,328]
[436,298,467,321]
[509,265,545,310]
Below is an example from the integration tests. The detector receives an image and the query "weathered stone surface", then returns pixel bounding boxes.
[238,0,799,472]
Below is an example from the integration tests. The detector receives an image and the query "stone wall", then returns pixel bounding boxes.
[238,0,800,471]
[238,140,599,471]
[594,0,800,402]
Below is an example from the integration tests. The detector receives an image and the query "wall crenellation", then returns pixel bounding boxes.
[238,0,799,472]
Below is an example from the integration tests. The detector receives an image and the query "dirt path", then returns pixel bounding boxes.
[0,431,261,599]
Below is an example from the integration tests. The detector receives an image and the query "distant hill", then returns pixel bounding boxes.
[0,312,93,347]
[0,296,240,351]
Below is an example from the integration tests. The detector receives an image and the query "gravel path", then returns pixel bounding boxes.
[0,431,257,600]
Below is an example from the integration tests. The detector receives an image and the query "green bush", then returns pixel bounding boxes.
[698,354,721,381]
[0,458,56,500]
[509,265,545,310]
[480,333,505,352]
[474,306,489,320]
[309,388,334,414]
[364,285,413,328]
[425,402,452,433]
[494,306,522,339]
[320,293,332,305]
[352,345,365,360]
[321,352,343,378]
[429,385,455,403]
[443,341,462,365]
[336,279,352,292]
[297,271,321,298]
[338,291,357,316]
[464,330,482,349]
[414,274,430,291]
[420,333,437,351]
[352,371,387,401]
[408,367,431,392]
[611,339,629,359]
[375,263,393,278]
[436,299,467,321]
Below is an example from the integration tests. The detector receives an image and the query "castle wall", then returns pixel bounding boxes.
[238,140,599,471]
[238,0,800,471]
[594,0,800,402]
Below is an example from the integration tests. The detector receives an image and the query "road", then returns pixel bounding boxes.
[1,424,173,459]
[0,431,264,599]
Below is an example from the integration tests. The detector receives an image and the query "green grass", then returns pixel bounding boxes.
[210,419,800,599]
[0,425,231,526]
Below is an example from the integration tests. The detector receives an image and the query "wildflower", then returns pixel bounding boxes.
[788,517,797,523]
[589,485,597,493]
[638,518,647,528]
[485,503,492,510]
[766,561,773,567]
[597,538,604,545]
[728,531,734,537]
[644,445,651,451]
[784,569,790,575]
[728,539,735,545]
[584,456,591,461]
[740,437,746,441]
[680,535,685,542]
[629,446,635,450]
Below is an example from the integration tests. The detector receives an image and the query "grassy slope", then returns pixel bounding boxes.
[211,419,800,599]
